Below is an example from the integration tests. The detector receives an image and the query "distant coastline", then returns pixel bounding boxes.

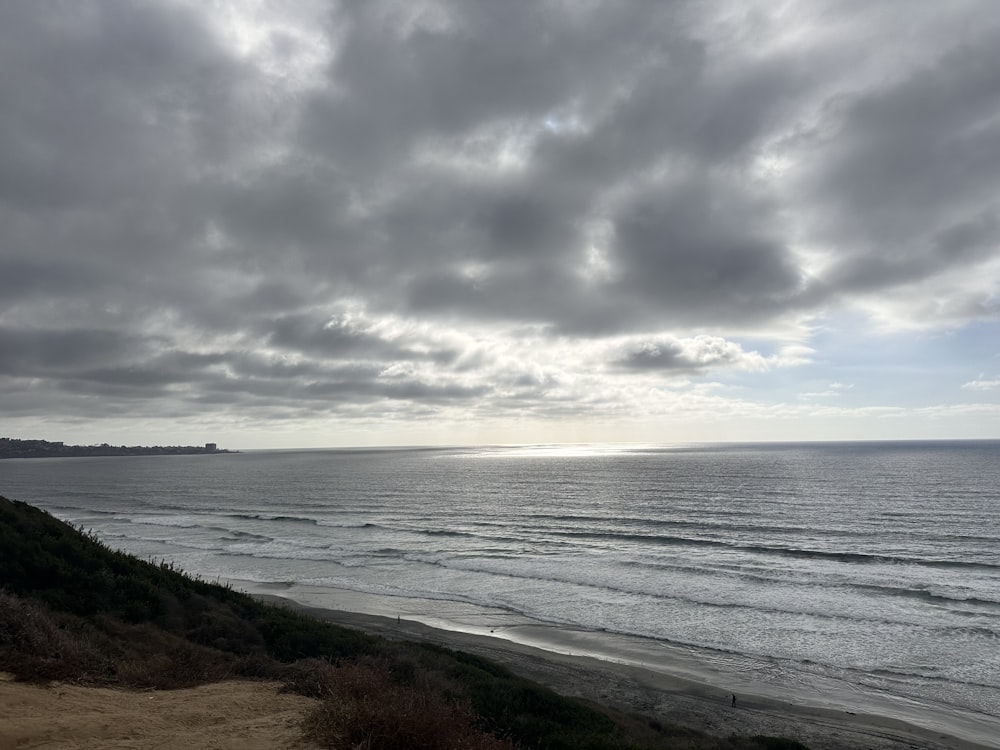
[0,437,232,459]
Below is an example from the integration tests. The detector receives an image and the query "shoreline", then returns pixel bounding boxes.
[239,580,998,750]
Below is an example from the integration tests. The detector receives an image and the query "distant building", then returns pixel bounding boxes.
[205,443,217,452]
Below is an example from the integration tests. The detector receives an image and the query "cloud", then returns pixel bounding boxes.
[801,382,855,399]
[1,0,999,442]
[774,12,1000,324]
[962,378,1000,391]
[617,335,768,374]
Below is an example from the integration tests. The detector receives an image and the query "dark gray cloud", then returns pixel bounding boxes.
[617,336,762,374]
[263,312,460,365]
[609,178,805,324]
[787,21,1000,308]
[1,0,998,439]
[0,327,145,373]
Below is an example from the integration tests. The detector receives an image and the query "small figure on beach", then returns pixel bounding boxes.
[731,694,737,707]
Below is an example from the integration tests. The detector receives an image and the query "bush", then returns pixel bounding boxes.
[303,659,516,750]
[0,589,115,683]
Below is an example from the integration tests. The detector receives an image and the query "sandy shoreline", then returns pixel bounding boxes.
[252,587,998,750]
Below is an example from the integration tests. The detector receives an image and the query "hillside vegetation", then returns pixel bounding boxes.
[0,495,807,750]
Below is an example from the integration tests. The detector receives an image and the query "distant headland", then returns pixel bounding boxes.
[0,437,233,459]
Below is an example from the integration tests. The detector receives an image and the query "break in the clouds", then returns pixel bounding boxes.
[1,0,998,447]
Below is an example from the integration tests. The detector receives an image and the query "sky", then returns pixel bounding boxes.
[1,0,999,449]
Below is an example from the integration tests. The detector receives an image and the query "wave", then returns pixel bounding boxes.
[116,535,236,553]
[844,664,1000,691]
[225,512,384,530]
[544,529,1000,570]
[225,513,321,525]
[41,504,121,518]
[739,545,1000,571]
[317,521,380,530]
[217,528,273,542]
[849,582,1000,610]
[526,512,865,539]
[940,625,1000,639]
[113,515,204,529]
[218,546,337,563]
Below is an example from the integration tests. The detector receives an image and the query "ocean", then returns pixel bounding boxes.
[2,441,999,745]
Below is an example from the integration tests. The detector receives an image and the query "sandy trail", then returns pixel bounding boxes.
[0,675,320,750]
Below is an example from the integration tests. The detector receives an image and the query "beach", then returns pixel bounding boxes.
[253,588,997,750]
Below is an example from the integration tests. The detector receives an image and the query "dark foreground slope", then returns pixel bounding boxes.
[0,494,807,750]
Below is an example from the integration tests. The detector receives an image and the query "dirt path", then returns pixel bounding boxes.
[0,674,320,750]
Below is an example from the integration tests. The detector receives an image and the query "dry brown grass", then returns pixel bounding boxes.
[0,590,238,689]
[0,589,116,683]
[302,659,517,750]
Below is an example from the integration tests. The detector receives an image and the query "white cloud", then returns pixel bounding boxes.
[962,378,1000,391]
[800,382,854,399]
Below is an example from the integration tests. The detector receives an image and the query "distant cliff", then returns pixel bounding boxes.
[0,437,231,459]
